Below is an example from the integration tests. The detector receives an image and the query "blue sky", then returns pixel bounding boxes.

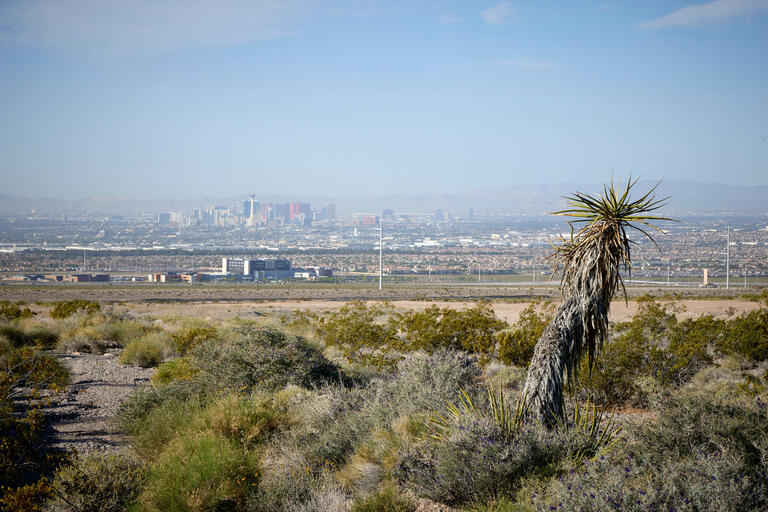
[0,0,766,199]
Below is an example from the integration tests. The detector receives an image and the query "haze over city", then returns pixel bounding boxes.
[1,0,767,200]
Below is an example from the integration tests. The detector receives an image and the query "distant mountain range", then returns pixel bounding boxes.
[1,180,766,216]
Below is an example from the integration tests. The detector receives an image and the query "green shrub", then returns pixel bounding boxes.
[171,324,218,355]
[395,301,508,358]
[152,358,197,386]
[579,296,714,405]
[719,303,768,361]
[316,301,400,367]
[52,453,146,512]
[0,301,35,322]
[128,396,202,460]
[50,300,101,319]
[139,432,260,512]
[0,347,69,511]
[0,344,69,390]
[351,482,416,512]
[121,333,167,367]
[0,323,57,348]
[497,302,553,366]
[192,327,344,392]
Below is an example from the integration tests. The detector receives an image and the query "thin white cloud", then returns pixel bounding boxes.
[0,0,316,55]
[639,0,768,29]
[496,58,555,70]
[437,12,462,25]
[481,2,520,25]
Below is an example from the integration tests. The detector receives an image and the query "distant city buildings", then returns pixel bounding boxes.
[221,257,332,281]
[160,198,336,228]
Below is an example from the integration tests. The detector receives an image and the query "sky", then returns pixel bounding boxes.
[0,0,767,200]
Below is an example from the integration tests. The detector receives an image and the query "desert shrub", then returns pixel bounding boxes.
[395,301,508,358]
[190,393,291,448]
[152,357,197,386]
[397,413,565,505]
[0,344,69,390]
[533,392,768,511]
[192,327,344,392]
[497,302,553,366]
[127,394,203,460]
[386,349,481,415]
[633,393,768,468]
[579,296,714,405]
[98,317,155,347]
[0,349,69,511]
[117,379,212,442]
[315,301,399,367]
[171,324,218,355]
[397,386,621,506]
[533,450,765,512]
[0,323,57,348]
[351,482,416,512]
[719,302,768,361]
[0,301,35,322]
[121,333,167,368]
[138,432,260,512]
[0,324,28,347]
[24,325,59,348]
[51,299,100,319]
[52,452,146,512]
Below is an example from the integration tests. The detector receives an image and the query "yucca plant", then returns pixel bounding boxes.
[556,400,624,462]
[429,382,527,442]
[522,178,672,426]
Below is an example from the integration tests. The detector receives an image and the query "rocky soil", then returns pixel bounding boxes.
[46,350,155,454]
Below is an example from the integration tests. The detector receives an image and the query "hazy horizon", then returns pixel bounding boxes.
[2,1,767,199]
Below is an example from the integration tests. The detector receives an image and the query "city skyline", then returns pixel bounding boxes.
[1,1,767,199]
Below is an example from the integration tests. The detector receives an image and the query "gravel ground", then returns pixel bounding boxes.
[46,350,155,454]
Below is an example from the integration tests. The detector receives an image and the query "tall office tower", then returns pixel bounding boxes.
[242,199,252,218]
[326,203,336,220]
[274,203,290,220]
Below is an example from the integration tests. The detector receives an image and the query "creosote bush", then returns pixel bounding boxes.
[52,452,146,512]
[50,299,101,319]
[0,301,35,322]
[497,302,553,367]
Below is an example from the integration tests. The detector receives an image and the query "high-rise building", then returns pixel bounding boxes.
[326,203,336,220]
[274,203,290,220]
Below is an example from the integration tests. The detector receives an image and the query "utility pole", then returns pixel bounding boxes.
[667,259,671,286]
[726,227,730,289]
[378,218,383,291]
[744,263,747,289]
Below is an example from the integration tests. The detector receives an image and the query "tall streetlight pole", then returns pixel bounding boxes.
[726,227,730,289]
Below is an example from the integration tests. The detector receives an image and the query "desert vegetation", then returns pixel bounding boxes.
[0,290,767,511]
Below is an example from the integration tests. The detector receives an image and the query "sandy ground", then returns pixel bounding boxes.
[46,350,155,454]
[100,297,762,324]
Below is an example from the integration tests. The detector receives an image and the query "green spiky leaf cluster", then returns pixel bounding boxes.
[552,177,673,299]
[549,178,674,378]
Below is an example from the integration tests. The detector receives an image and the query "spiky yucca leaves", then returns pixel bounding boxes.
[429,383,528,442]
[522,178,671,426]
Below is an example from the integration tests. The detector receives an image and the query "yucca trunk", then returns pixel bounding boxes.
[521,296,581,426]
[522,243,615,427]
